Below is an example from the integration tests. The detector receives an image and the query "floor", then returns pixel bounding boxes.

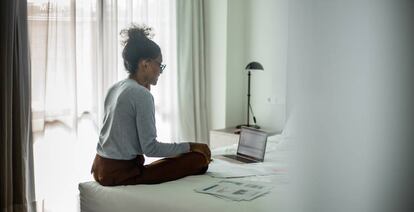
[34,115,165,212]
[33,116,98,212]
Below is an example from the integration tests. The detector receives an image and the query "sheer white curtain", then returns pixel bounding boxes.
[176,0,209,143]
[111,0,179,142]
[28,0,102,131]
[29,0,179,141]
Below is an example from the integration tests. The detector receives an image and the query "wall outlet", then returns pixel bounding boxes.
[267,96,278,105]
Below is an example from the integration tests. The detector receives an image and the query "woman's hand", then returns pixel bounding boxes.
[189,142,211,165]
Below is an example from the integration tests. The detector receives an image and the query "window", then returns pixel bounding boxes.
[28,1,178,211]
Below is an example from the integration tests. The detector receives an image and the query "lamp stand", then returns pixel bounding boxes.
[236,70,260,129]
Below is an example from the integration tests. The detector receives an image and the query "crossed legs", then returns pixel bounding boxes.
[92,152,208,186]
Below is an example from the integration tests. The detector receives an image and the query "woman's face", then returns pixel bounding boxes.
[147,54,163,85]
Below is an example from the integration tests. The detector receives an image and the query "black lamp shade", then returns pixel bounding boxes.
[245,61,264,70]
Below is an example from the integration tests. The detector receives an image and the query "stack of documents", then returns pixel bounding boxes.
[195,180,273,201]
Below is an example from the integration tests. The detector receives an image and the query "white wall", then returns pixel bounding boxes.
[244,0,287,132]
[205,0,228,129]
[206,0,288,133]
[225,0,248,128]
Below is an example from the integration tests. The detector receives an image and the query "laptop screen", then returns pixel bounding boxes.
[237,127,268,161]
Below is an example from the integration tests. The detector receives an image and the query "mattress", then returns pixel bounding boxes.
[79,135,292,212]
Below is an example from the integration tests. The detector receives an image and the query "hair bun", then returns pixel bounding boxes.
[120,24,154,46]
[120,23,161,75]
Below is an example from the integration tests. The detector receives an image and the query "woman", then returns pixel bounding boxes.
[91,25,211,186]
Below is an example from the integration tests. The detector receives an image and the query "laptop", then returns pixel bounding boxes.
[216,127,268,164]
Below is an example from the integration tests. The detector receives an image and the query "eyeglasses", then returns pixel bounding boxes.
[151,60,166,73]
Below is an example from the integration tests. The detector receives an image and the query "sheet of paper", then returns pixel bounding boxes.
[195,180,273,201]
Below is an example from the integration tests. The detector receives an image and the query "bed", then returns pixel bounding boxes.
[78,135,292,212]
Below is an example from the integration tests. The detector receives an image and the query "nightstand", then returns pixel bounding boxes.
[209,127,279,149]
[209,128,240,149]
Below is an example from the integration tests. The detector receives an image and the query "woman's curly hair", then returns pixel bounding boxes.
[120,24,161,75]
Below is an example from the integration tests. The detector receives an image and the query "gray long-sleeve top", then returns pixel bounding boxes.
[96,78,190,160]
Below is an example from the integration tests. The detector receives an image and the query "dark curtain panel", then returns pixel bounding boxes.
[0,0,36,211]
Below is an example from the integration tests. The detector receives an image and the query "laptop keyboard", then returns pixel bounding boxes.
[224,154,256,163]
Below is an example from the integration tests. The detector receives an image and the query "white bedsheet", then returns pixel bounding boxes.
[78,135,292,212]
